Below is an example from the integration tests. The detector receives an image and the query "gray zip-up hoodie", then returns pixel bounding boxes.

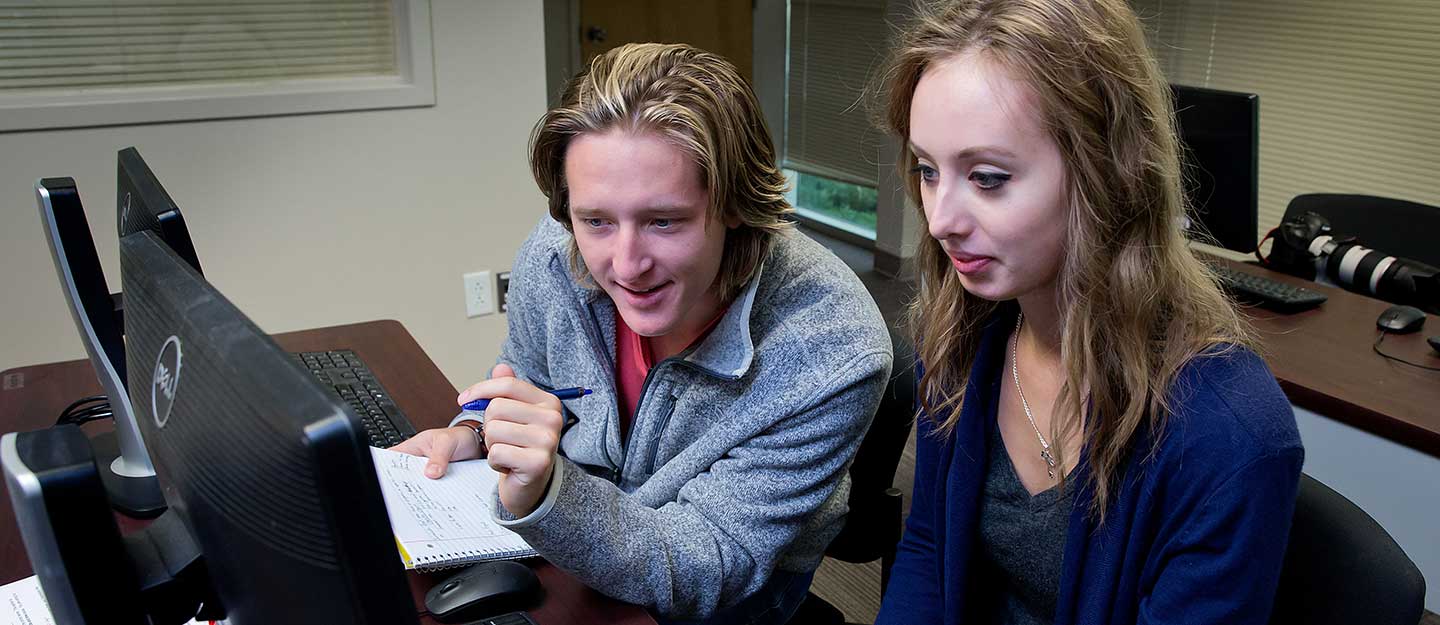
[484,217,892,618]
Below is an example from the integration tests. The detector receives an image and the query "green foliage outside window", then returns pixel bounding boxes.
[794,171,878,234]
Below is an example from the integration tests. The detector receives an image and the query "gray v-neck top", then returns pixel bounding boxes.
[977,423,1075,625]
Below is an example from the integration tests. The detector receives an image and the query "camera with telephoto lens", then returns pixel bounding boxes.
[1266,211,1440,314]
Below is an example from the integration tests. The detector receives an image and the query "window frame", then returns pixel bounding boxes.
[0,0,435,133]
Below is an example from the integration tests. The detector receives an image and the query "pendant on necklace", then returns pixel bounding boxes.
[1040,448,1057,479]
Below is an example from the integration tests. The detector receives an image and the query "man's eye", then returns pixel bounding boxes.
[970,171,1012,190]
[654,219,672,229]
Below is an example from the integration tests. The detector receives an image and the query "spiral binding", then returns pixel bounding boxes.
[413,547,536,572]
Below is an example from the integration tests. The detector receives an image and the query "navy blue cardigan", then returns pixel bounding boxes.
[877,312,1303,625]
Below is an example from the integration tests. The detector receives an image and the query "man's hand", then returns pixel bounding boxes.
[456,363,564,517]
[388,424,483,479]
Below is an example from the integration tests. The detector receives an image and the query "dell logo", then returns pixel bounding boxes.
[152,336,182,428]
[155,363,176,398]
[121,192,133,232]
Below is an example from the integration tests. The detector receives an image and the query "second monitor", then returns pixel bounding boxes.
[1172,84,1260,254]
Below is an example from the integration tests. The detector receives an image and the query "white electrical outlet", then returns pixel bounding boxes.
[463,271,494,318]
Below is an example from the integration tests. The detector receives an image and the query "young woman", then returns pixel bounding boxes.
[875,1,1303,624]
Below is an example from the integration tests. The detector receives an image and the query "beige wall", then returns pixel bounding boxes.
[0,0,547,391]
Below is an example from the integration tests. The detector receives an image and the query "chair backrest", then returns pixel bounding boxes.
[822,327,916,566]
[1282,193,1440,268]
[1268,473,1425,625]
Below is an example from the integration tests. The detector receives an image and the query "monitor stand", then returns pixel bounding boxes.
[92,430,166,518]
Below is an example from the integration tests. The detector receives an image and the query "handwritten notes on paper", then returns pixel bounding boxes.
[1,576,53,625]
[369,447,535,569]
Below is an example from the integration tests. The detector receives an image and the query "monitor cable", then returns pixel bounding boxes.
[1373,331,1440,372]
[56,394,114,426]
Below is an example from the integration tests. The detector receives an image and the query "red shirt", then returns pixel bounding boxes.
[615,309,728,436]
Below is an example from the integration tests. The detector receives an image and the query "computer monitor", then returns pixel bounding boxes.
[34,146,214,520]
[31,147,206,519]
[118,229,417,624]
[1172,84,1260,253]
[118,146,202,274]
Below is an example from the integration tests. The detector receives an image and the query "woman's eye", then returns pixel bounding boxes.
[909,164,939,182]
[970,171,1011,190]
[585,218,605,228]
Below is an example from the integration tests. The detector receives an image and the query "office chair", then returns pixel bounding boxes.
[788,328,917,625]
[1267,473,1426,625]
[1281,193,1440,268]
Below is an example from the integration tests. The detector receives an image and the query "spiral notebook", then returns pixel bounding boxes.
[369,446,537,571]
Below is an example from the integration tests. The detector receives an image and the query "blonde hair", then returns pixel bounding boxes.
[881,0,1250,517]
[530,43,793,303]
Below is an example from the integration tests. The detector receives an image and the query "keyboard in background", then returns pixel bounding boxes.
[291,349,418,447]
[1212,265,1328,314]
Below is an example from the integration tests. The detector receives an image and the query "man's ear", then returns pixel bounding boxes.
[724,214,743,229]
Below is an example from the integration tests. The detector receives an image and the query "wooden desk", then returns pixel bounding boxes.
[1221,259,1440,457]
[0,320,655,625]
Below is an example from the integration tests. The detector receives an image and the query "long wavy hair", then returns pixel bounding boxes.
[881,0,1251,517]
[530,43,793,303]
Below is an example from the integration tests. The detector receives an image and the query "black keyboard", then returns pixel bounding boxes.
[1213,265,1328,314]
[291,349,418,447]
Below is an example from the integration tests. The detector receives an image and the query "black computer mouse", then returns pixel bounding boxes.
[425,560,541,624]
[1376,305,1425,334]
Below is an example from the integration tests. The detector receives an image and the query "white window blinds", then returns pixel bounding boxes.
[1131,0,1440,243]
[0,0,434,131]
[1,1,397,90]
[785,0,891,187]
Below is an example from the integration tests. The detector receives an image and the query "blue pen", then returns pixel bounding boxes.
[461,386,593,412]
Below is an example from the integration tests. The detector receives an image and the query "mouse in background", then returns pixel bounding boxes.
[1376,305,1426,334]
[425,560,541,624]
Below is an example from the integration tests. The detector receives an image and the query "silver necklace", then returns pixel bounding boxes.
[1011,313,1058,479]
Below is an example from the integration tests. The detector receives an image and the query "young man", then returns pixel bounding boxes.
[393,43,892,624]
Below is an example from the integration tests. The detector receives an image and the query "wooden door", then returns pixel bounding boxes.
[578,0,753,80]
